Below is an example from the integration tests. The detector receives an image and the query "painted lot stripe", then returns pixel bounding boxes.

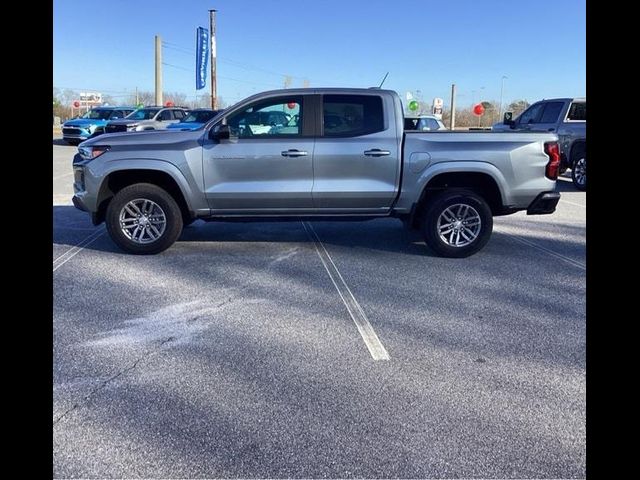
[560,198,586,208]
[53,228,105,272]
[302,221,390,361]
[53,194,74,206]
[53,172,74,181]
[502,233,586,270]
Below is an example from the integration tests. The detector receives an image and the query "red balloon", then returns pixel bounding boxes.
[473,103,485,116]
[165,101,175,107]
[287,102,296,109]
[73,101,80,108]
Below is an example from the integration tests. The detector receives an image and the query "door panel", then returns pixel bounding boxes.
[312,94,400,210]
[202,95,314,212]
[202,138,314,211]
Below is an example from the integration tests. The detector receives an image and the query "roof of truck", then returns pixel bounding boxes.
[245,87,398,96]
[537,97,586,103]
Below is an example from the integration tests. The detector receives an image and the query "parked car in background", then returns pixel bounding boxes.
[166,109,223,131]
[104,106,189,134]
[404,115,447,131]
[494,98,586,190]
[62,106,135,144]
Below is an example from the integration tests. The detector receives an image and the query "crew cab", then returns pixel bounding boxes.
[72,88,561,257]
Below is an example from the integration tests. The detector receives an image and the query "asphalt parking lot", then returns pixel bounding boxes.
[53,135,586,478]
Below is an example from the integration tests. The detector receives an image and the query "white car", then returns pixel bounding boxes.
[404,115,447,131]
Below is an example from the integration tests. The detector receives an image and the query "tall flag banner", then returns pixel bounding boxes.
[196,27,209,90]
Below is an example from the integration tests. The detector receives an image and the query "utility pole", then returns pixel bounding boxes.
[155,35,163,106]
[499,75,507,119]
[135,87,139,106]
[449,84,456,130]
[209,9,217,109]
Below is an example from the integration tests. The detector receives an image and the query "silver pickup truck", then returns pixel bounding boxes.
[496,97,586,190]
[72,87,561,257]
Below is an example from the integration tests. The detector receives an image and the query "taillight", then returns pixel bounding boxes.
[544,141,560,180]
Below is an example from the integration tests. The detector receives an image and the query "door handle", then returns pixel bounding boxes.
[364,149,391,157]
[281,149,308,157]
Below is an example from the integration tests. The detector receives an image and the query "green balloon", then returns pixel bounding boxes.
[408,100,419,111]
[137,103,144,108]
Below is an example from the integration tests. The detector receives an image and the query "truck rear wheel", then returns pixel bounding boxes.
[571,155,586,190]
[422,189,493,258]
[105,183,183,254]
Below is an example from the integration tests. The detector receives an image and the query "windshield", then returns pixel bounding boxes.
[81,109,113,120]
[182,110,219,123]
[126,108,161,120]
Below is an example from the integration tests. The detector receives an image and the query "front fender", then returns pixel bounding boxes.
[86,158,207,213]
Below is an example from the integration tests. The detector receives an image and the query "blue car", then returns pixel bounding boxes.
[62,106,136,144]
[165,108,223,131]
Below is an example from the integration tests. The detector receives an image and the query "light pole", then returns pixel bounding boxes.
[499,75,507,120]
[209,9,217,109]
[478,87,485,127]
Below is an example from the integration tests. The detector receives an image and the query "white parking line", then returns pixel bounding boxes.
[53,194,74,206]
[503,233,586,270]
[302,221,390,361]
[560,199,586,208]
[53,172,74,180]
[53,228,105,272]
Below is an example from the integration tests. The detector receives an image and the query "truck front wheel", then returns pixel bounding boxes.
[422,189,493,258]
[105,183,183,254]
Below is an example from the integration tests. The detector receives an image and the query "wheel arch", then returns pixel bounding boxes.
[410,170,506,229]
[94,167,193,225]
[569,139,586,161]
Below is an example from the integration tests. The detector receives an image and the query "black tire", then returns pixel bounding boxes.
[571,154,586,191]
[105,183,183,254]
[422,189,493,258]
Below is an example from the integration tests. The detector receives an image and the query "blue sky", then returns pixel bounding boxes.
[53,0,586,107]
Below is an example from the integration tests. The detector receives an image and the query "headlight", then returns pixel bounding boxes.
[88,124,97,133]
[78,145,110,161]
[127,124,139,131]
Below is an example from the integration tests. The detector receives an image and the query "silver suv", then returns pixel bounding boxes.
[104,107,188,134]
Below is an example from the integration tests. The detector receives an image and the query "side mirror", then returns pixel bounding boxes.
[503,112,514,126]
[209,124,230,140]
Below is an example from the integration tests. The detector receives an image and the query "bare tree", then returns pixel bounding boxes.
[507,100,530,117]
[164,91,188,107]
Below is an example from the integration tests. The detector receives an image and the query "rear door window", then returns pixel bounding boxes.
[322,95,384,137]
[538,102,564,123]
[567,102,586,121]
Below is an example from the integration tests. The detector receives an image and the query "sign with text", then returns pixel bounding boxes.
[196,27,209,90]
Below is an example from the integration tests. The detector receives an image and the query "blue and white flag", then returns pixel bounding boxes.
[196,27,209,90]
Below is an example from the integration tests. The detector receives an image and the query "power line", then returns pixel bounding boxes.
[162,62,191,72]
[163,61,281,88]
[163,40,308,81]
